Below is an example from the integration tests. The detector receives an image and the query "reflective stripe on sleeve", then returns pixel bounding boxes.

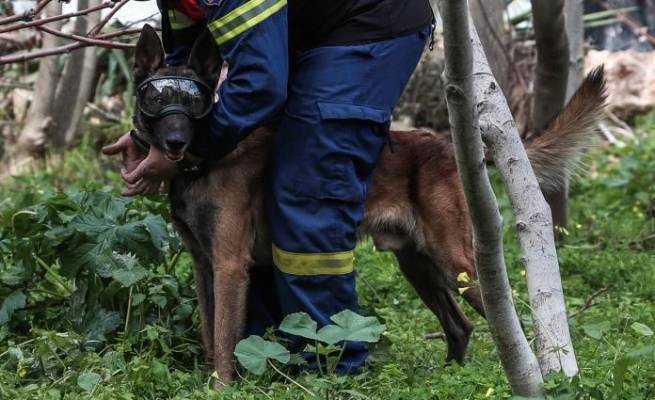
[272,245,354,276]
[207,0,286,45]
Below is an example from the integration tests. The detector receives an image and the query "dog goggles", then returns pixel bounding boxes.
[135,77,214,119]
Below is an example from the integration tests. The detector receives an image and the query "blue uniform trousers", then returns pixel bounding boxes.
[248,26,430,372]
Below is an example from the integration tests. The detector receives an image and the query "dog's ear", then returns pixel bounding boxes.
[188,29,222,89]
[134,24,165,83]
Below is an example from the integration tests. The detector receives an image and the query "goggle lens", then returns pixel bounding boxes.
[136,78,213,119]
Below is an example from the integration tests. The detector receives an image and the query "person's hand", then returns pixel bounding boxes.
[102,132,146,180]
[120,145,179,196]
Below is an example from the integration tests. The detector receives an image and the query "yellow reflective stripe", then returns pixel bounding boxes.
[168,9,197,30]
[208,0,286,45]
[272,245,354,276]
[209,0,267,33]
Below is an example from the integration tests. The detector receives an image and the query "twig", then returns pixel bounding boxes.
[0,2,114,35]
[0,29,137,65]
[592,0,655,46]
[598,121,623,146]
[267,360,316,397]
[87,0,130,36]
[568,286,612,319]
[0,0,53,26]
[424,332,447,340]
[605,111,635,138]
[37,24,133,48]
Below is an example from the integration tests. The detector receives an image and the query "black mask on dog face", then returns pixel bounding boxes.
[136,76,214,120]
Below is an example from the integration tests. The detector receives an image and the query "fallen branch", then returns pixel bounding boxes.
[568,286,611,319]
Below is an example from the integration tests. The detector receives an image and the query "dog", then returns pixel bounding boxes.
[128,25,606,385]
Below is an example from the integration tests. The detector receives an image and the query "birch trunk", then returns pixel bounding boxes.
[468,20,579,378]
[437,1,544,396]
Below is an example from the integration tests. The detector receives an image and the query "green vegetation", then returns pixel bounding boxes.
[1,121,654,399]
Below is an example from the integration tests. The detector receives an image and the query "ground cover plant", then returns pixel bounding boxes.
[0,119,654,399]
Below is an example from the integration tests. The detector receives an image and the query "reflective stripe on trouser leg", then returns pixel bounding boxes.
[267,26,430,373]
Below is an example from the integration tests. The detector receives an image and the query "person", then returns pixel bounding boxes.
[103,0,433,372]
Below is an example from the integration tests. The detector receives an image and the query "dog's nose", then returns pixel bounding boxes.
[165,139,186,152]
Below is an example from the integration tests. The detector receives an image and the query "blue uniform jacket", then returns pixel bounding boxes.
[158,0,288,159]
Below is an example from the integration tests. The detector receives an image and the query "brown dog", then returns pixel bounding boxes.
[129,26,606,385]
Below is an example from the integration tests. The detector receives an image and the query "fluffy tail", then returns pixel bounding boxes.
[525,66,607,192]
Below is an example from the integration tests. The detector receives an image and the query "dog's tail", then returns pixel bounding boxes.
[524,66,607,192]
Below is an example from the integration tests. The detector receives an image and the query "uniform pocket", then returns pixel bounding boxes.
[294,176,364,204]
[316,101,390,124]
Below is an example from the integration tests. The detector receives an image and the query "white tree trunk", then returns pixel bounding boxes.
[468,20,579,378]
[437,1,544,397]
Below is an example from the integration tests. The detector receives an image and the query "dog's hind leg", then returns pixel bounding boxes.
[394,244,474,364]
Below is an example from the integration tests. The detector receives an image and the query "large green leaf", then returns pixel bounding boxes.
[0,290,26,324]
[234,335,290,375]
[330,310,386,343]
[630,322,653,337]
[279,312,318,340]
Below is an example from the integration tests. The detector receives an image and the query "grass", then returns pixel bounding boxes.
[0,120,654,399]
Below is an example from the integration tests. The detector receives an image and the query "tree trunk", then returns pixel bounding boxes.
[437,1,544,396]
[531,0,571,233]
[565,0,584,102]
[51,0,100,149]
[469,19,580,378]
[469,0,511,95]
[1,1,62,177]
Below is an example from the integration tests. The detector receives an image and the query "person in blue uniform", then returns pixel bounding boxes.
[104,0,433,372]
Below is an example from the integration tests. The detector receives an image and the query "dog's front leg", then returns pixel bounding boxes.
[212,253,251,387]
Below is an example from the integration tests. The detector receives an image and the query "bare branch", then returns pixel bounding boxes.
[37,25,134,48]
[0,2,114,35]
[0,0,53,26]
[0,29,137,65]
[87,0,130,36]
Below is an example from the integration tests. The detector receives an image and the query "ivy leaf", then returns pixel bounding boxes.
[0,290,26,324]
[279,312,318,340]
[77,371,101,391]
[329,310,386,343]
[630,322,653,337]
[234,335,290,375]
[581,320,611,340]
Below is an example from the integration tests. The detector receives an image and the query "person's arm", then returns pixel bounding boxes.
[188,0,289,159]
